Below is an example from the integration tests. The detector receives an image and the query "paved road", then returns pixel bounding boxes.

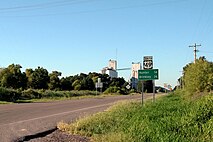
[0,94,153,142]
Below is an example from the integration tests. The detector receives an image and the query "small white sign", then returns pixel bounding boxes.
[96,83,103,88]
[126,84,131,90]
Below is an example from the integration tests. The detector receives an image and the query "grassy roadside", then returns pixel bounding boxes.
[58,91,213,142]
[0,93,136,104]
[0,101,13,104]
[0,87,132,104]
[15,93,124,103]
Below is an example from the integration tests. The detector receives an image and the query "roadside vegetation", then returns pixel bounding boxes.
[58,57,213,142]
[0,63,156,103]
[180,57,213,94]
[58,91,212,142]
[0,87,102,103]
[0,64,131,103]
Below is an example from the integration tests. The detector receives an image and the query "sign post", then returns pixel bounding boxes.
[95,78,103,95]
[138,68,159,104]
[153,80,155,102]
[142,81,144,105]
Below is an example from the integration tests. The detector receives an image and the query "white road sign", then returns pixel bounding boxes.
[143,56,153,69]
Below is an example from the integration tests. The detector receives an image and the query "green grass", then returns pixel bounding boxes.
[0,101,13,104]
[58,91,213,142]
[17,94,119,103]
[0,86,137,104]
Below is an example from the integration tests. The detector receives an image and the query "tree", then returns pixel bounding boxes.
[60,76,73,90]
[81,76,95,90]
[48,71,61,90]
[109,77,126,87]
[25,68,34,88]
[0,64,27,89]
[183,58,213,93]
[26,67,49,89]
[72,80,81,90]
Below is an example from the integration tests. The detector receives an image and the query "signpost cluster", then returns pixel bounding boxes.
[138,56,159,105]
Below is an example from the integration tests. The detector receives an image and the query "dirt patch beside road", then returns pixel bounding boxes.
[27,129,90,142]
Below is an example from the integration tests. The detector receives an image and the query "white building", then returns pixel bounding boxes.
[101,59,118,78]
[106,69,118,78]
[108,59,117,70]
[131,62,142,89]
[131,62,141,79]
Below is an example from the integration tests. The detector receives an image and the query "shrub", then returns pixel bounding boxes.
[183,59,213,94]
[104,86,120,94]
[0,87,21,102]
[21,89,41,99]
[0,88,99,102]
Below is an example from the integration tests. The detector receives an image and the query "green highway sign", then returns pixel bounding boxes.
[138,69,159,81]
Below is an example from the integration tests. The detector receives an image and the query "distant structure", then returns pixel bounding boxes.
[108,59,117,70]
[0,68,4,73]
[131,62,142,89]
[101,59,118,78]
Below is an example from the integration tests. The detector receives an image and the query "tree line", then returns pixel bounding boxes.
[0,64,128,93]
[179,57,213,94]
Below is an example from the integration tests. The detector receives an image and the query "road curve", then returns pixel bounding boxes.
[0,94,153,142]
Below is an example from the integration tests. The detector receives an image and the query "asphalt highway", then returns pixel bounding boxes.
[0,94,153,142]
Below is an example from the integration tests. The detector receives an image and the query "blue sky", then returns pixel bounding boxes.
[0,0,213,88]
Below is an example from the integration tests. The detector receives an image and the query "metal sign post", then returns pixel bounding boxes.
[153,80,155,102]
[139,70,158,103]
[139,56,159,104]
[95,83,98,95]
[142,81,144,105]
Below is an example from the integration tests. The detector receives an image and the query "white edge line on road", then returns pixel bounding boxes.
[0,102,114,126]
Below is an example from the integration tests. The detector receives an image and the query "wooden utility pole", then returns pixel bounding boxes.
[189,43,201,63]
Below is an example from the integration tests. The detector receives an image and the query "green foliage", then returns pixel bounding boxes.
[0,87,21,102]
[21,89,41,99]
[27,67,49,89]
[103,86,127,95]
[80,77,95,90]
[0,64,129,101]
[40,90,98,98]
[183,58,213,94]
[0,64,27,89]
[59,92,213,142]
[109,78,125,87]
[48,71,61,90]
[74,84,81,91]
[104,86,120,94]
[72,80,81,90]
[0,87,99,102]
[60,76,73,90]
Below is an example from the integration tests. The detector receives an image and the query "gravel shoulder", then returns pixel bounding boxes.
[27,129,90,142]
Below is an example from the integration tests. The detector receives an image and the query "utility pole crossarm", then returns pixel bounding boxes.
[189,43,201,63]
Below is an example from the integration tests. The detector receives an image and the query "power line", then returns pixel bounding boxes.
[192,0,206,42]
[199,50,213,54]
[0,0,97,13]
[197,1,213,43]
[0,0,189,17]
